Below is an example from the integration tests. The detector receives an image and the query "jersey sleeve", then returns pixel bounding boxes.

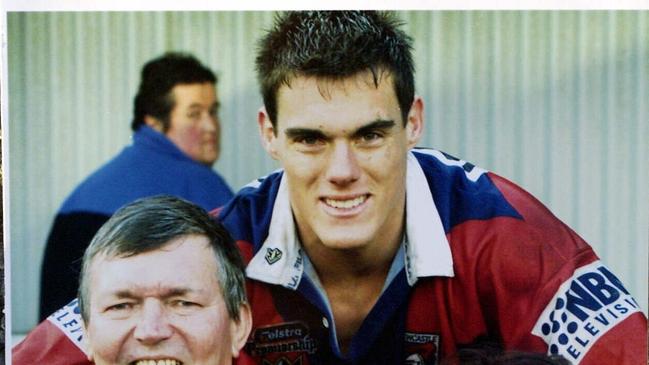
[530,261,647,364]
[12,299,90,365]
[486,173,647,364]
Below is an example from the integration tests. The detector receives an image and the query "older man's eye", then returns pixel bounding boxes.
[176,300,195,306]
[106,302,134,312]
[170,300,201,310]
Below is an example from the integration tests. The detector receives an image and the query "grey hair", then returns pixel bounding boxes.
[78,195,246,323]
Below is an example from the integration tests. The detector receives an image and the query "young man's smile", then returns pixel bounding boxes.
[321,193,370,212]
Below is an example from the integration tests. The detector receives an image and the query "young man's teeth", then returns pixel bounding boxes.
[134,360,180,365]
[325,195,366,209]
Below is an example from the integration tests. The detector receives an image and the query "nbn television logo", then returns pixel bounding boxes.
[48,298,85,351]
[532,261,641,364]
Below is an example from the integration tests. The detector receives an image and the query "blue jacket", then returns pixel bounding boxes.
[39,126,234,319]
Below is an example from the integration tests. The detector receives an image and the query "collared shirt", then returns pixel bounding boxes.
[226,149,645,365]
[246,152,456,292]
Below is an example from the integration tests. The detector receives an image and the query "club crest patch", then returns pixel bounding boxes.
[404,332,440,364]
[246,322,317,360]
[265,247,283,265]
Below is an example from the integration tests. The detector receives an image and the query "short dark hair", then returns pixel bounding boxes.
[442,350,572,365]
[255,11,415,128]
[131,52,217,131]
[439,338,572,365]
[78,195,246,323]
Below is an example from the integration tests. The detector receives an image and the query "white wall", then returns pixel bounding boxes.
[7,11,648,334]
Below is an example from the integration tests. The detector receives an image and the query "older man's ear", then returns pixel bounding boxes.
[231,303,253,358]
[81,322,94,363]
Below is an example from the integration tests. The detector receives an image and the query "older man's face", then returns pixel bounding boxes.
[84,235,245,365]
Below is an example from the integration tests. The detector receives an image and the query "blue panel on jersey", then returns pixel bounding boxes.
[219,171,283,247]
[412,150,522,234]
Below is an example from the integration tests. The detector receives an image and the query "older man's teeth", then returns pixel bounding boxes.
[325,195,366,209]
[134,360,180,365]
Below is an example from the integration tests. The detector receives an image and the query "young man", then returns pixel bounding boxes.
[39,52,234,319]
[16,11,647,365]
[16,195,251,364]
[221,11,646,364]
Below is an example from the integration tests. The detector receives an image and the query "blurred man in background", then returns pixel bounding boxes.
[39,52,234,319]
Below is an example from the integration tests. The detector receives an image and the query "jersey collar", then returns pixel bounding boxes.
[245,151,455,289]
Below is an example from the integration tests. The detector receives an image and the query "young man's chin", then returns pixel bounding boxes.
[316,228,378,251]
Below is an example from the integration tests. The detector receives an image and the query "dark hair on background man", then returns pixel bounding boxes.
[78,195,247,323]
[255,11,415,128]
[131,52,217,131]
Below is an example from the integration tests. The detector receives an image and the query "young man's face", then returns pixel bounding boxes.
[148,82,221,166]
[259,71,423,251]
[83,235,250,365]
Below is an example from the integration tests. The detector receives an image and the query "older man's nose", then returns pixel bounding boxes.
[133,301,173,346]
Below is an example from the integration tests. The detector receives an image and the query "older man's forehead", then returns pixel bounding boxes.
[88,236,221,296]
[104,285,212,301]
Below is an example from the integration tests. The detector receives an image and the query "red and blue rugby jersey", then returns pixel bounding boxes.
[13,149,647,365]
[220,149,646,364]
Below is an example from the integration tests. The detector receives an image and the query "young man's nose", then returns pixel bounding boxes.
[326,142,361,185]
[133,300,173,345]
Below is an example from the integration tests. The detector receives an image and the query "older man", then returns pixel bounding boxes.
[16,195,251,364]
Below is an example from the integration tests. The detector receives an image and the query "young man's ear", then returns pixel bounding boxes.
[257,107,279,160]
[230,303,253,358]
[144,115,164,133]
[405,96,424,149]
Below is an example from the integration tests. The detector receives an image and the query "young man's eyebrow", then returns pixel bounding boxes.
[351,119,396,138]
[284,128,328,140]
[284,120,395,141]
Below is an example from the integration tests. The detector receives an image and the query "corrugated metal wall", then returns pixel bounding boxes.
[7,11,648,334]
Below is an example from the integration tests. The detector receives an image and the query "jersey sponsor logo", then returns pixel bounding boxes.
[246,322,317,358]
[532,261,641,363]
[265,247,283,265]
[404,332,439,365]
[47,298,85,352]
